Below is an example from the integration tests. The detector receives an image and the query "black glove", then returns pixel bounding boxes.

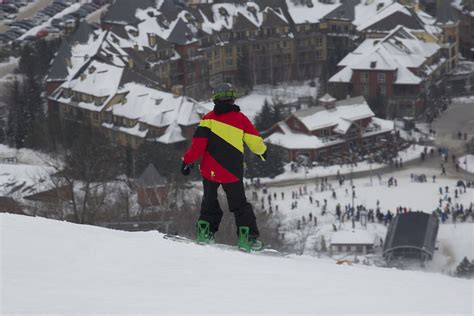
[261,151,267,161]
[181,161,193,176]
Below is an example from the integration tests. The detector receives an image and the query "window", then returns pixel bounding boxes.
[337,246,342,252]
[379,85,386,96]
[362,84,369,96]
[378,72,386,83]
[226,59,233,66]
[356,245,363,253]
[92,112,99,123]
[315,50,321,60]
[361,72,369,83]
[225,46,233,55]
[320,128,330,137]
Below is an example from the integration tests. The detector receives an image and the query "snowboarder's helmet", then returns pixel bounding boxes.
[212,83,236,101]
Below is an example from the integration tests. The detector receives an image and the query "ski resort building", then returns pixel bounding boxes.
[45,0,461,147]
[47,23,209,148]
[330,230,376,255]
[265,95,394,164]
[136,164,169,208]
[329,26,447,118]
[383,212,439,262]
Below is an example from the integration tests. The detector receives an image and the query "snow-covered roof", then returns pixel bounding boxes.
[329,26,442,86]
[331,230,376,245]
[295,96,374,131]
[265,122,342,150]
[101,82,210,142]
[47,26,107,82]
[286,0,340,24]
[319,93,336,103]
[355,1,411,31]
[266,96,394,149]
[156,122,187,144]
[66,60,124,98]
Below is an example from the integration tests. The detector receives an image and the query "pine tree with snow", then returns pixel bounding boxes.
[455,257,474,279]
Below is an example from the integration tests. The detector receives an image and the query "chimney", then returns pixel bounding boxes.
[319,93,336,110]
[171,84,183,96]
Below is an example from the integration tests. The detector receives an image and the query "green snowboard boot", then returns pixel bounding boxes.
[238,226,264,252]
[196,220,215,244]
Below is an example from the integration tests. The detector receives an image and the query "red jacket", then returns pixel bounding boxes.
[183,104,266,183]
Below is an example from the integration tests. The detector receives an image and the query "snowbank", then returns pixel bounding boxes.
[458,155,474,174]
[0,144,51,166]
[452,96,474,104]
[2,214,472,315]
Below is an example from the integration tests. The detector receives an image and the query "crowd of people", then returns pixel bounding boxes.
[247,171,473,231]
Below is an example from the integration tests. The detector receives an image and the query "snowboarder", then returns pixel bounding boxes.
[181,83,267,251]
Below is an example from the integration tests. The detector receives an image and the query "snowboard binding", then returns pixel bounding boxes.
[238,226,264,252]
[196,220,214,244]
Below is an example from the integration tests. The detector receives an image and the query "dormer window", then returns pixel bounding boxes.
[148,33,157,48]
[155,98,163,105]
[218,7,228,17]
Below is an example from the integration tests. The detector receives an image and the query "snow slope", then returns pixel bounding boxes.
[1,214,472,315]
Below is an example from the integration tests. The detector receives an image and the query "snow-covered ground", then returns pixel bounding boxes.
[252,164,473,273]
[0,57,19,79]
[0,144,50,165]
[458,155,474,173]
[0,145,56,196]
[1,213,472,315]
[452,95,474,104]
[260,144,427,183]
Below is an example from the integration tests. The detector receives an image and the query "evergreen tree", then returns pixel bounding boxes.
[237,48,253,90]
[255,99,277,132]
[455,257,474,278]
[368,92,387,118]
[135,141,192,182]
[6,79,27,148]
[271,105,284,125]
[5,39,58,150]
[245,144,285,179]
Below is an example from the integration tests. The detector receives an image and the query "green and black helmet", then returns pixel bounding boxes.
[212,83,237,102]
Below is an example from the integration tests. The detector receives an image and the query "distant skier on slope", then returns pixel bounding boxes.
[181,83,267,251]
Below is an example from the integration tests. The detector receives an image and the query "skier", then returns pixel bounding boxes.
[181,83,267,251]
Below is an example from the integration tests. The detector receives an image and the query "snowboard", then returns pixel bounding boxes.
[162,234,287,257]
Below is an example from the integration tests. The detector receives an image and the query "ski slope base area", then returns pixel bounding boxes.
[1,214,472,315]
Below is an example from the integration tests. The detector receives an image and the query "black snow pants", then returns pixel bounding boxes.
[199,178,259,237]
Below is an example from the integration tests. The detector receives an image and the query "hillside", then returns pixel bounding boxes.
[1,214,472,315]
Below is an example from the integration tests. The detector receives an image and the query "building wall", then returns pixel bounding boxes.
[351,69,396,99]
[459,11,474,59]
[137,186,169,207]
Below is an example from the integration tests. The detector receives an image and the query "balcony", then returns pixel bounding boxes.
[389,93,423,102]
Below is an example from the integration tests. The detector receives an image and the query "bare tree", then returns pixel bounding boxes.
[41,126,126,224]
[290,220,320,255]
